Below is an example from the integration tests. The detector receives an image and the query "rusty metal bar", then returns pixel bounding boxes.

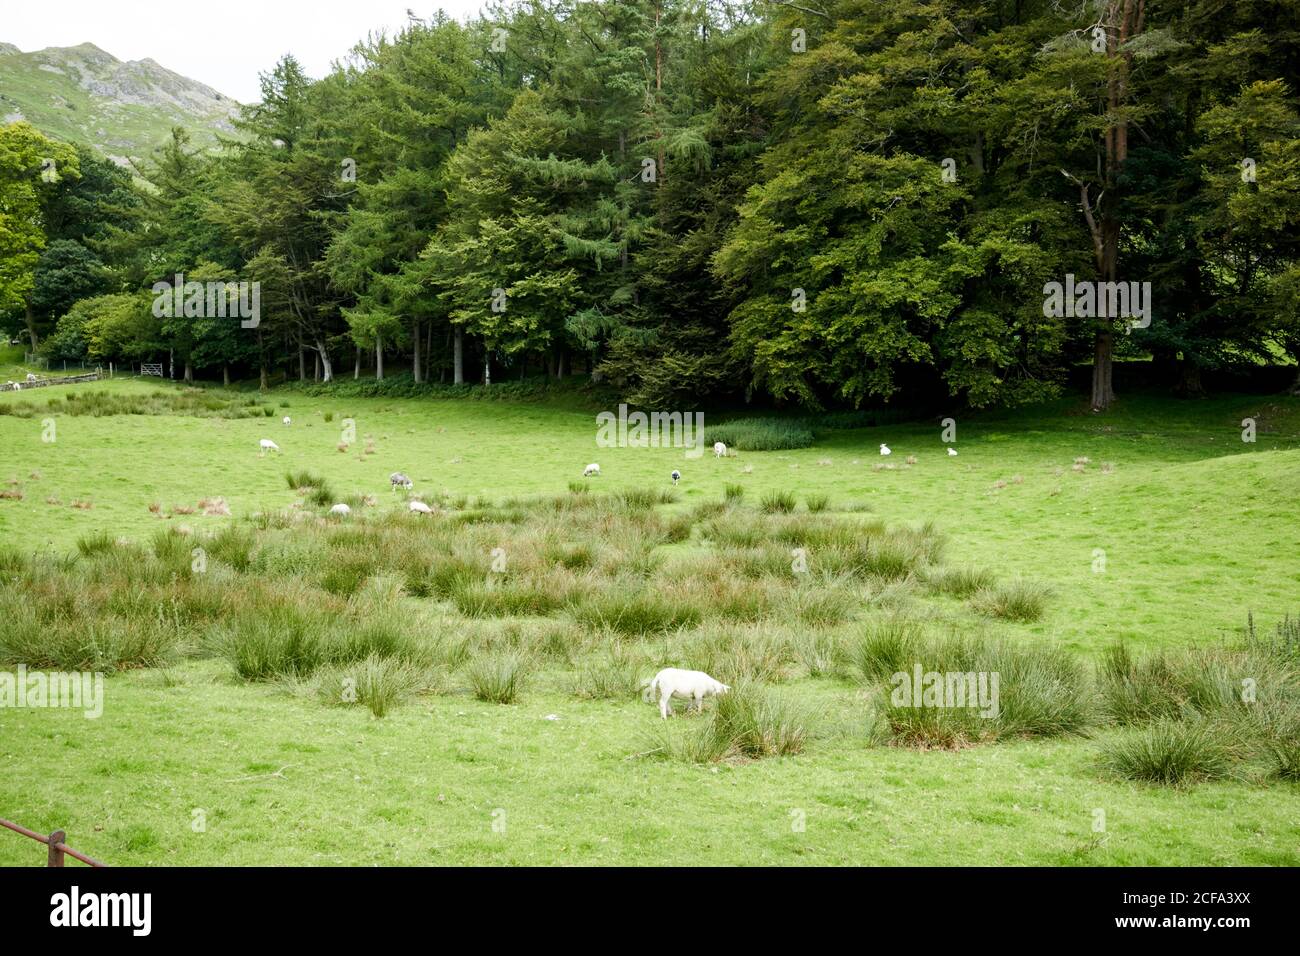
[0,817,107,867]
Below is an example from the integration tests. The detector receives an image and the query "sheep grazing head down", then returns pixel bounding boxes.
[583,463,600,477]
[390,472,413,490]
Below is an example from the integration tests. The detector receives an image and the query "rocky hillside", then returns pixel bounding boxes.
[0,42,240,163]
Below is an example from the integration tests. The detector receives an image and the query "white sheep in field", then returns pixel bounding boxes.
[282,416,291,426]
[26,373,36,383]
[329,503,351,516]
[879,443,891,456]
[408,499,433,514]
[671,469,681,486]
[390,472,413,490]
[259,439,280,454]
[713,441,726,458]
[947,447,958,457]
[583,463,600,477]
[641,668,730,719]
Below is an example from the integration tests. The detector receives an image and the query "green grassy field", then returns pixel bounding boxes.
[1,373,1298,865]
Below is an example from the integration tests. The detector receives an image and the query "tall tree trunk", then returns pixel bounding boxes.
[298,345,306,382]
[483,353,491,386]
[453,329,464,385]
[315,340,334,383]
[258,330,268,391]
[1088,0,1144,411]
[412,320,422,384]
[557,348,566,379]
[1090,334,1113,410]
[1176,359,1205,397]
[183,359,193,383]
[354,344,361,380]
[375,333,384,381]
[222,364,230,387]
[314,351,321,382]
[24,303,38,350]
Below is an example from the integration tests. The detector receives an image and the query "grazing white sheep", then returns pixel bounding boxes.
[713,441,726,458]
[641,668,730,719]
[282,416,291,426]
[329,503,351,516]
[389,472,413,490]
[25,373,36,383]
[879,443,891,456]
[408,499,433,514]
[583,463,600,477]
[259,439,280,454]
[671,469,681,486]
[947,447,958,457]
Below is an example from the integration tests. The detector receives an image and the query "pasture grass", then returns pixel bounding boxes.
[1,377,1300,864]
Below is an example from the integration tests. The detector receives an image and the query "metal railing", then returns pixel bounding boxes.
[0,817,107,867]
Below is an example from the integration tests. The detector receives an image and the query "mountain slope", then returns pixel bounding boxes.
[0,42,240,162]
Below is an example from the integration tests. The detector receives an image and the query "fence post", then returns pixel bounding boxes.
[47,830,65,867]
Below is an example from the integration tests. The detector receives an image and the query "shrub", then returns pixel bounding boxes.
[723,483,744,503]
[805,493,830,513]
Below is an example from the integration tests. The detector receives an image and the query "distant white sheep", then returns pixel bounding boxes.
[329,503,351,516]
[25,373,36,383]
[583,463,600,477]
[390,472,413,490]
[879,443,891,456]
[713,441,726,458]
[947,447,958,457]
[671,469,681,485]
[282,416,291,426]
[259,439,280,454]
[408,499,433,514]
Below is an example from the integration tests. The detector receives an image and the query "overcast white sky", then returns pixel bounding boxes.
[3,0,491,103]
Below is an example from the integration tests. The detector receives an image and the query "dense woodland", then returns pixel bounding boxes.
[1,0,1298,411]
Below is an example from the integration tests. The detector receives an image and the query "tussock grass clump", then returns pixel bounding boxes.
[465,652,529,703]
[285,470,334,508]
[791,629,845,677]
[685,624,793,684]
[970,579,1050,622]
[315,654,434,717]
[857,624,1093,748]
[1100,720,1235,785]
[723,483,745,503]
[642,682,814,762]
[76,531,118,557]
[804,493,830,513]
[713,683,812,757]
[759,490,797,514]
[926,565,997,599]
[570,589,701,635]
[568,651,643,700]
